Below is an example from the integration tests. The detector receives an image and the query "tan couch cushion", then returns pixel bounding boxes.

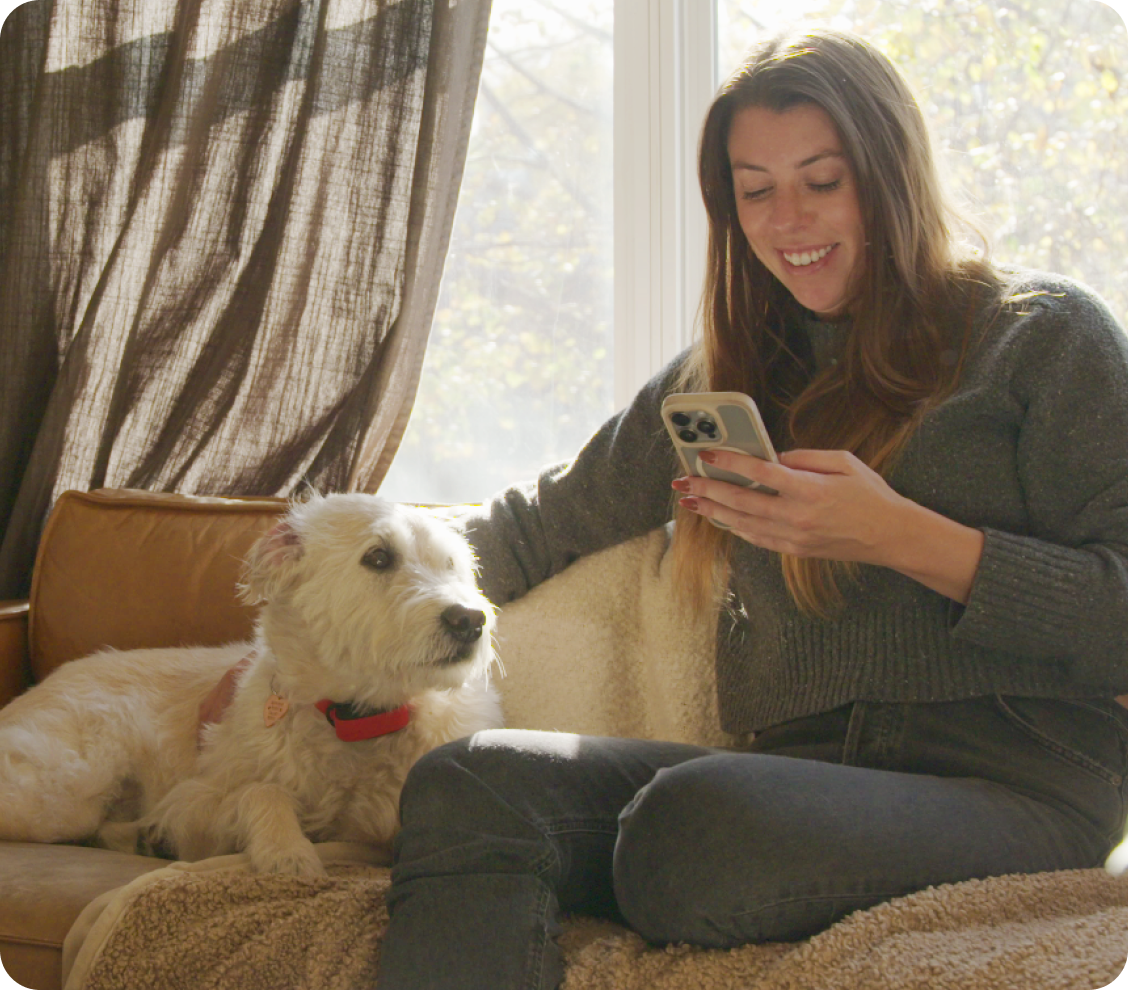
[0,842,169,990]
[0,601,29,708]
[28,489,286,682]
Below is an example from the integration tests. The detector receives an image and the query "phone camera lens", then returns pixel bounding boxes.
[678,429,698,443]
[671,412,691,427]
[696,419,717,437]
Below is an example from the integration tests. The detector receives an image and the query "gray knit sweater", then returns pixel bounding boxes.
[462,269,1128,734]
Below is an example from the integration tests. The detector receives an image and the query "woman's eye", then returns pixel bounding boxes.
[739,179,840,201]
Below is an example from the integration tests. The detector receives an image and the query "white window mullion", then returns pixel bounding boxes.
[612,0,667,412]
[613,0,716,411]
[677,0,716,365]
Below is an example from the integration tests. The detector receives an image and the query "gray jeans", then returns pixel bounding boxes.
[378,696,1128,990]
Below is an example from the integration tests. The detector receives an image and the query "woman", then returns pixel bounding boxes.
[377,29,1128,990]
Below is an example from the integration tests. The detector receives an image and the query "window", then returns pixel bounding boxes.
[379,0,1127,506]
[378,0,614,504]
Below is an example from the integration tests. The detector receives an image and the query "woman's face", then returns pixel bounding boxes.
[727,103,866,319]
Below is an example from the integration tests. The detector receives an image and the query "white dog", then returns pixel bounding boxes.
[0,493,502,876]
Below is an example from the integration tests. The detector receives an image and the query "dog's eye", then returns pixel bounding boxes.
[361,547,394,571]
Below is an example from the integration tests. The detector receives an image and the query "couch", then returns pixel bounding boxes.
[2,488,1127,990]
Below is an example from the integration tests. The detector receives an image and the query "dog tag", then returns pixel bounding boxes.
[263,694,290,727]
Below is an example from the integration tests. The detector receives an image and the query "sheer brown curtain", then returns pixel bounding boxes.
[0,0,491,598]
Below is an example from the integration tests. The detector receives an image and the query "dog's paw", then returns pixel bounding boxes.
[251,841,327,878]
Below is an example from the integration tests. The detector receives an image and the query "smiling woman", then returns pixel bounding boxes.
[727,104,866,318]
[676,26,1002,617]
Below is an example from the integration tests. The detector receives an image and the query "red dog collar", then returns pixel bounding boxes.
[315,700,411,741]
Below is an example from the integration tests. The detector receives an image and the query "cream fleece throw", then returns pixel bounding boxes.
[58,529,1128,989]
[62,846,1128,990]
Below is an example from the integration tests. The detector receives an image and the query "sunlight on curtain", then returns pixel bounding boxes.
[0,0,490,597]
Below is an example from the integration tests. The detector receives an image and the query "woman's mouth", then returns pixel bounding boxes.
[781,244,836,268]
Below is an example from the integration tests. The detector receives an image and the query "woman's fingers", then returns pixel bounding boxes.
[673,448,903,563]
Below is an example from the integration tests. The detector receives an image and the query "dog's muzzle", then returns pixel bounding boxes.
[441,604,487,645]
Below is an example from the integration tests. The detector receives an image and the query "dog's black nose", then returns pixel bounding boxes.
[442,604,486,644]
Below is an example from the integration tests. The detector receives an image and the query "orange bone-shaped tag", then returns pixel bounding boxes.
[263,694,290,727]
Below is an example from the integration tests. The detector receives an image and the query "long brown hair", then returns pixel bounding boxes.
[672,29,998,615]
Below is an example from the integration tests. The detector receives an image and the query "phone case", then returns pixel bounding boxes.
[661,392,779,504]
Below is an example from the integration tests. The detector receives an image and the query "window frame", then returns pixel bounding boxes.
[613,0,716,410]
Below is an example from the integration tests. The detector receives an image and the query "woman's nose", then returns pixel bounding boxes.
[770,187,809,230]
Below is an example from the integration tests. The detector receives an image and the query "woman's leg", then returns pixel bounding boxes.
[380,697,1128,984]
[614,697,1127,945]
[614,751,1092,944]
[378,729,720,990]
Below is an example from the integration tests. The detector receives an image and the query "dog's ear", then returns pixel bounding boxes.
[239,518,304,604]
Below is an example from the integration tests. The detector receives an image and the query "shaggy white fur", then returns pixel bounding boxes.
[0,493,503,876]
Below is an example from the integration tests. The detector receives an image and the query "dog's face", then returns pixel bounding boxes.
[241,494,497,707]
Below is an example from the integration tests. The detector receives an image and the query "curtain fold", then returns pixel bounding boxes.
[0,0,491,598]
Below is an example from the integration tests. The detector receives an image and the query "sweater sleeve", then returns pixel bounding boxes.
[952,279,1128,688]
[458,352,690,606]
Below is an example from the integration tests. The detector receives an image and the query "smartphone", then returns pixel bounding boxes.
[661,392,779,507]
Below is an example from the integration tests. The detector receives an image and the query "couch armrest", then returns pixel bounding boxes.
[0,600,30,708]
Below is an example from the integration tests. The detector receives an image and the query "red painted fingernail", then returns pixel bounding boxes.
[699,450,717,464]
[679,497,700,512]
[671,477,691,493]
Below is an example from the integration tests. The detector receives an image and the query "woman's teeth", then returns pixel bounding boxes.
[783,245,833,267]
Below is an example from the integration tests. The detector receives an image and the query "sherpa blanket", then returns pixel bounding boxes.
[59,528,1128,989]
[62,845,1128,990]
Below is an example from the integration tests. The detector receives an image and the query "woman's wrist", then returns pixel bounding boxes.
[878,496,985,604]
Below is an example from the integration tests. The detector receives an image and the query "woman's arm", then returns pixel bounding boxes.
[459,351,692,606]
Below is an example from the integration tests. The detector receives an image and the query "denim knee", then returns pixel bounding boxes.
[394,732,560,880]
[398,736,475,829]
[612,754,831,946]
[614,757,741,945]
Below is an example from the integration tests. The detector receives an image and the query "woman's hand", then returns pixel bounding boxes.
[672,448,985,603]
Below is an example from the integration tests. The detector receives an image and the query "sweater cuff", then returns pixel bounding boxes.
[951,527,1092,658]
